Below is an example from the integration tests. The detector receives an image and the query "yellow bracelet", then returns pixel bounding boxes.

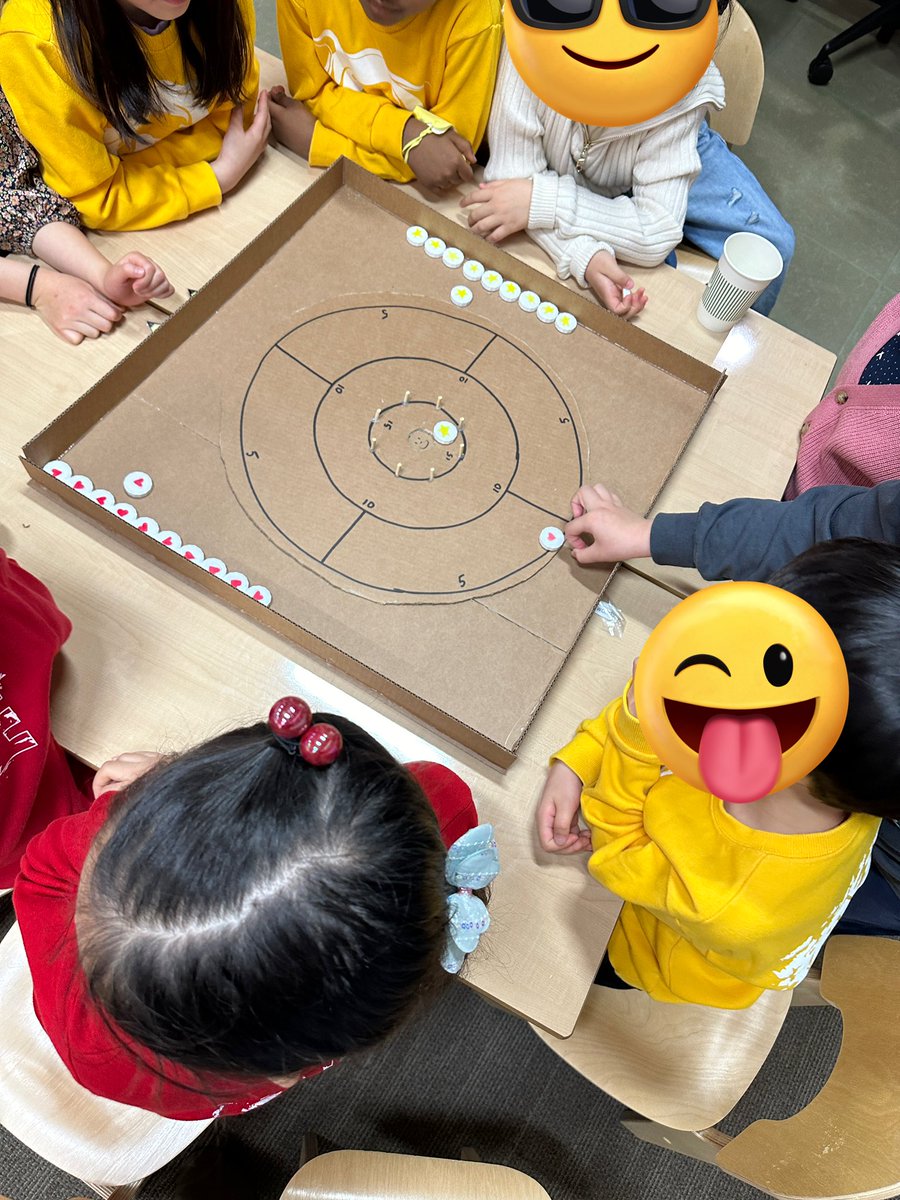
[402,125,435,163]
[401,105,452,163]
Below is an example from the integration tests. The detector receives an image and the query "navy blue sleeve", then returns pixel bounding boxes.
[649,482,900,581]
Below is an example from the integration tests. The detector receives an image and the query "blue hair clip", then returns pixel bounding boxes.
[441,824,499,974]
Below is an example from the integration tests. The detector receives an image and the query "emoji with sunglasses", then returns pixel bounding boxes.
[504,0,720,126]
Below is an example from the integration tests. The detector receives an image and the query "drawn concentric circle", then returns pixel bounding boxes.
[235,300,587,604]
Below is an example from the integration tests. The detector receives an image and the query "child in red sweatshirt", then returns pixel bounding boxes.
[0,549,94,888]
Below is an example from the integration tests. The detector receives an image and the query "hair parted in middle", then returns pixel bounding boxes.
[77,714,454,1081]
[49,0,251,139]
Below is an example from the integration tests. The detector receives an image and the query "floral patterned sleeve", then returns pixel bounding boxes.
[0,88,80,257]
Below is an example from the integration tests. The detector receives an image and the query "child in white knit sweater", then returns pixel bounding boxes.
[462,39,792,320]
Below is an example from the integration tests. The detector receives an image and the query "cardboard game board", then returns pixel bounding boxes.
[24,160,723,765]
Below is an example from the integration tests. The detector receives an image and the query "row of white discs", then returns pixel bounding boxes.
[42,459,272,607]
[406,226,577,334]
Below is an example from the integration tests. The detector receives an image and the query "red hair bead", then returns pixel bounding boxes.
[268,696,312,739]
[299,723,343,766]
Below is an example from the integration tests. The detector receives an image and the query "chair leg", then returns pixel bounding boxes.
[788,968,828,1008]
[824,0,900,52]
[81,1183,143,1200]
[620,1110,730,1165]
[298,1132,320,1169]
[809,0,900,83]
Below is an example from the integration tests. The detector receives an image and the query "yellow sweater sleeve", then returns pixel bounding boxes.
[278,0,500,181]
[278,0,411,177]
[0,32,218,230]
[557,693,703,914]
[422,13,500,158]
[0,0,258,232]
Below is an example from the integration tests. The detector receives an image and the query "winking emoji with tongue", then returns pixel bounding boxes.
[633,582,849,804]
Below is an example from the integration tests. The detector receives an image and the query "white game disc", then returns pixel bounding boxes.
[88,488,116,509]
[539,526,565,551]
[201,557,228,577]
[224,571,250,591]
[154,530,183,551]
[555,312,577,334]
[424,237,447,259]
[112,501,138,524]
[406,225,428,246]
[179,544,205,563]
[537,302,559,324]
[243,583,272,606]
[67,474,94,495]
[134,516,160,538]
[433,419,459,445]
[42,459,71,481]
[499,280,521,303]
[481,270,503,292]
[450,285,473,308]
[518,290,541,313]
[123,470,153,498]
[462,259,484,282]
[442,247,464,268]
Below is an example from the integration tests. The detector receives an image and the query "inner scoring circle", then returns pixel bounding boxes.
[313,355,520,531]
[370,400,467,481]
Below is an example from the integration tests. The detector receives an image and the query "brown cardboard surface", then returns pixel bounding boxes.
[24,160,723,764]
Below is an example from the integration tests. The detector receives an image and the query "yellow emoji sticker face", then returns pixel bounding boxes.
[634,583,848,804]
[504,0,719,127]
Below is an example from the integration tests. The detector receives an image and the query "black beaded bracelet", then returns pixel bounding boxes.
[25,263,40,309]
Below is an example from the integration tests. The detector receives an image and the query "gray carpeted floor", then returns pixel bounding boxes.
[0,894,869,1200]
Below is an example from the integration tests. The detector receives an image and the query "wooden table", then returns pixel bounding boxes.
[0,66,834,1035]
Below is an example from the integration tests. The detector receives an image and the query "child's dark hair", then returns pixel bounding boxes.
[769,538,900,820]
[50,0,251,139]
[77,715,453,1080]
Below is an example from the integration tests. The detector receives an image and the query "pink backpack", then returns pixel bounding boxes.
[785,293,900,498]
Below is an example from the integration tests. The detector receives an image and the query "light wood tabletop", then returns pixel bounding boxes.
[0,54,835,1034]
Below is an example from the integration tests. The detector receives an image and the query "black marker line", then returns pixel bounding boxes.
[321,512,366,564]
[508,491,568,524]
[464,334,497,375]
[277,344,333,387]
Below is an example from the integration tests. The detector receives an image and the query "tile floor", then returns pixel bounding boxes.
[254,0,900,370]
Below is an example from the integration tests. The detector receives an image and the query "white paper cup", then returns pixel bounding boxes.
[696,232,784,333]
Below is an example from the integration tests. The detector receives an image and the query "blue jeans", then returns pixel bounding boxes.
[666,123,795,317]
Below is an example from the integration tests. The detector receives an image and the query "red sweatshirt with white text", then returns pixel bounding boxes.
[0,549,94,887]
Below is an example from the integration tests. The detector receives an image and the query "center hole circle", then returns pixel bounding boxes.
[371,401,466,481]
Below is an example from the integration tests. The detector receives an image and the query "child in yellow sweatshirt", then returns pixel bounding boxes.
[0,0,267,231]
[539,540,897,1009]
[272,0,501,191]
[1,88,172,340]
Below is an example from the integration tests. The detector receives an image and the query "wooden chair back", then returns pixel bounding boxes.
[716,936,900,1200]
[709,2,765,146]
[281,1150,553,1199]
[0,923,210,1192]
[531,981,791,1130]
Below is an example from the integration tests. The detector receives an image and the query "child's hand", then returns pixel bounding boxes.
[92,751,163,798]
[212,91,271,195]
[460,179,532,243]
[566,483,652,565]
[584,250,647,320]
[404,117,475,192]
[31,270,123,345]
[102,253,173,308]
[537,761,591,855]
[269,85,317,160]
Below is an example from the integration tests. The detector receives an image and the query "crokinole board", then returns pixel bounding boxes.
[235,296,587,604]
[25,161,722,765]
